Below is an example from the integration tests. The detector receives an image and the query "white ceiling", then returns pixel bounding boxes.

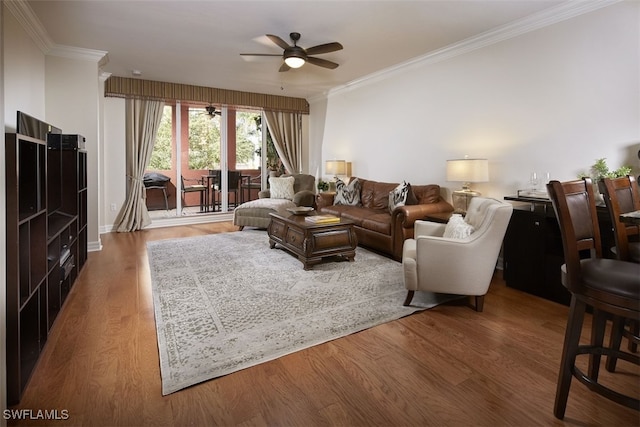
[25,0,568,100]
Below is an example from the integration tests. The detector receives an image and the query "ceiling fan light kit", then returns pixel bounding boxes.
[284,55,306,69]
[241,32,342,72]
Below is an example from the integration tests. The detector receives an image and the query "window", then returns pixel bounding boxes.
[235,111,261,169]
[188,108,221,170]
[149,106,172,170]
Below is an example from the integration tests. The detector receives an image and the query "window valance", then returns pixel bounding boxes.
[104,76,309,114]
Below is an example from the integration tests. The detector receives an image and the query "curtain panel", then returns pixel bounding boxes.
[105,76,309,114]
[113,99,166,232]
[264,111,303,174]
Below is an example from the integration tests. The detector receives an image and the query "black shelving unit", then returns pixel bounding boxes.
[6,125,88,405]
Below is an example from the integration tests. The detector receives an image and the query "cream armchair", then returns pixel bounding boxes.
[402,197,513,311]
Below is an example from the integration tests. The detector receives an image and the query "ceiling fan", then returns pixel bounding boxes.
[241,32,343,72]
[203,105,221,118]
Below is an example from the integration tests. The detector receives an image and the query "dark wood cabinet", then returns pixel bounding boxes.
[5,130,88,405]
[503,197,615,306]
[503,205,570,305]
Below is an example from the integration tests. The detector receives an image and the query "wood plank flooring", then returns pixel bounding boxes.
[8,223,639,426]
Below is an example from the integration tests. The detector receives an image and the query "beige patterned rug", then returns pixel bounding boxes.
[147,230,460,395]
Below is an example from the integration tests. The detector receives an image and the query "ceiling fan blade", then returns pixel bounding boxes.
[279,62,291,72]
[305,42,343,56]
[266,34,291,50]
[240,53,283,57]
[307,57,339,69]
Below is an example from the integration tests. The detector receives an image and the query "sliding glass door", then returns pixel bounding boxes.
[145,103,273,220]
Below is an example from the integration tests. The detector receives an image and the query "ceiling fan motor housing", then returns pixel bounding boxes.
[284,45,307,62]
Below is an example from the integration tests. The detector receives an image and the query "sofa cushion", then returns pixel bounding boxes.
[388,181,419,213]
[321,205,363,226]
[324,206,392,234]
[334,178,362,206]
[360,179,398,210]
[361,212,393,235]
[411,184,441,204]
[269,176,295,200]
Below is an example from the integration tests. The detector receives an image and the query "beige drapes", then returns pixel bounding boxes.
[264,111,303,174]
[114,99,166,232]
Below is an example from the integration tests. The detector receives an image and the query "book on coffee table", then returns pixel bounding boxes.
[305,214,340,224]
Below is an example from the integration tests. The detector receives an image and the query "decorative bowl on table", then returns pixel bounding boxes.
[286,206,314,216]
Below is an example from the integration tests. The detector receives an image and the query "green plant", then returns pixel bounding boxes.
[253,116,285,174]
[579,158,632,180]
[317,179,329,191]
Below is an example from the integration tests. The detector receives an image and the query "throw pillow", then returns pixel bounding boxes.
[334,178,362,206]
[443,214,474,239]
[269,176,295,200]
[388,181,419,213]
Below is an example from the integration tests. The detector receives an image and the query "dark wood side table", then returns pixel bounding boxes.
[267,212,357,270]
[423,211,454,224]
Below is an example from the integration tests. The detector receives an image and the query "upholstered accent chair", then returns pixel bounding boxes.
[233,173,316,230]
[258,173,316,207]
[402,197,513,311]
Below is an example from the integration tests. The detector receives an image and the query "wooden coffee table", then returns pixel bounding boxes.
[267,212,358,270]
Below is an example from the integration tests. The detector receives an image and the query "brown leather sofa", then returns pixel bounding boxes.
[316,177,454,261]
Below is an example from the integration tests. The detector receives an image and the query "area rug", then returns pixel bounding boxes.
[147,230,460,395]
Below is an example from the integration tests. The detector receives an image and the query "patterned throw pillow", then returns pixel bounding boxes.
[443,214,475,239]
[269,176,295,200]
[388,181,419,213]
[334,178,361,206]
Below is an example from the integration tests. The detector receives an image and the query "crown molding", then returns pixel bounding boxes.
[48,44,109,64]
[4,0,52,53]
[6,0,108,63]
[327,0,621,99]
[99,71,113,83]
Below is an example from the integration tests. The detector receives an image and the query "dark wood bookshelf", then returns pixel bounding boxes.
[5,128,88,405]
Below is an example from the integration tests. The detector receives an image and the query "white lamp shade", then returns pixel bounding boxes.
[446,158,489,183]
[284,56,305,68]
[325,160,347,176]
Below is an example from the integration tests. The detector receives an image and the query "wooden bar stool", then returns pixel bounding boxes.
[547,179,640,420]
[600,176,640,368]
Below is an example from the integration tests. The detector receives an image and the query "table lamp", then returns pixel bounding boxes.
[325,160,347,190]
[446,157,489,213]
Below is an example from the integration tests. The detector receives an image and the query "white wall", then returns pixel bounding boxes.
[313,1,640,200]
[45,56,102,248]
[3,6,104,251]
[102,97,127,228]
[3,5,45,129]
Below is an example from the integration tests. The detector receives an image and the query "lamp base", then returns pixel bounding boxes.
[452,189,481,214]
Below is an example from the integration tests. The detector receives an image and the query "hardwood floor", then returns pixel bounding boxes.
[8,223,639,426]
